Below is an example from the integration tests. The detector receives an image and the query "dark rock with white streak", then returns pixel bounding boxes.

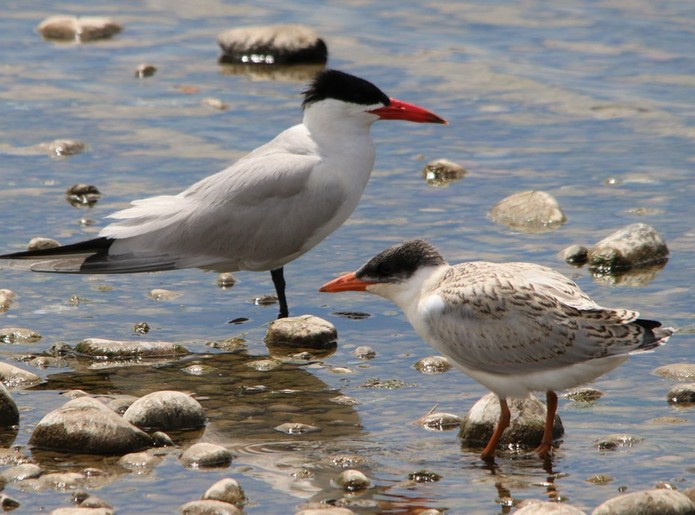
[29,396,151,454]
[588,223,669,273]
[458,392,563,450]
[218,25,327,65]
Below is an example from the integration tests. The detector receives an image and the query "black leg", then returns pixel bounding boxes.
[270,267,289,318]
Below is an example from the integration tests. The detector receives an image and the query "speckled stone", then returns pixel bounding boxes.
[489,190,566,232]
[266,315,337,348]
[588,223,669,273]
[592,488,695,514]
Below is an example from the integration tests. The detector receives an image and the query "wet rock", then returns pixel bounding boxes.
[560,244,589,265]
[0,362,42,388]
[408,469,443,483]
[48,139,85,157]
[132,321,150,335]
[592,488,695,514]
[202,98,230,111]
[421,159,467,187]
[216,272,236,288]
[37,15,122,42]
[1,463,43,482]
[0,383,19,426]
[148,288,182,301]
[65,184,101,208]
[106,395,138,415]
[587,223,669,273]
[123,391,206,431]
[0,494,20,511]
[415,412,463,431]
[515,499,586,514]
[414,356,452,374]
[274,422,321,435]
[458,393,564,450]
[27,237,61,251]
[118,451,161,471]
[489,190,566,232]
[352,346,376,360]
[666,384,695,405]
[182,364,215,376]
[78,494,112,509]
[52,508,113,515]
[180,500,242,515]
[29,396,151,454]
[40,471,86,490]
[152,431,175,447]
[563,387,604,403]
[0,327,42,344]
[246,359,280,371]
[180,443,232,469]
[333,469,372,492]
[134,63,156,78]
[29,356,70,369]
[75,338,188,358]
[329,395,361,406]
[587,474,614,485]
[594,433,644,451]
[0,289,15,312]
[266,315,337,348]
[202,477,246,505]
[296,508,356,515]
[655,364,695,382]
[218,24,328,65]
[328,454,369,469]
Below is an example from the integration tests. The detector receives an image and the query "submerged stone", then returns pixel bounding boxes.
[352,346,376,360]
[594,433,644,450]
[593,488,695,515]
[414,356,452,374]
[29,396,151,454]
[666,384,695,405]
[1,463,43,482]
[134,64,156,78]
[123,391,206,431]
[180,443,232,469]
[218,24,328,65]
[48,139,85,157]
[562,387,604,403]
[37,15,122,42]
[0,327,42,344]
[421,159,467,187]
[588,223,669,273]
[655,364,695,382]
[489,190,566,232]
[0,289,15,312]
[274,422,321,435]
[216,272,236,288]
[560,244,589,265]
[415,412,463,431]
[65,184,101,208]
[458,393,563,450]
[333,469,372,492]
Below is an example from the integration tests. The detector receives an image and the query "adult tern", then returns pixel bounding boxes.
[0,71,446,318]
[320,240,673,460]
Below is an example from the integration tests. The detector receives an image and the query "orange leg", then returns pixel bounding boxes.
[534,391,558,458]
[481,396,510,461]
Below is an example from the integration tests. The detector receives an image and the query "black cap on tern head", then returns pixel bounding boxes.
[302,69,390,109]
[356,240,446,283]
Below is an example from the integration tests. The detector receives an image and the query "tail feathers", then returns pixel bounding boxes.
[633,319,675,352]
[0,237,113,260]
[1,237,178,274]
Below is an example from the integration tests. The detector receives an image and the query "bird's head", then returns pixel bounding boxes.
[319,240,446,299]
[302,70,447,126]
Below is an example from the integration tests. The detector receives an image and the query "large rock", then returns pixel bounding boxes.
[29,397,151,454]
[123,391,206,431]
[202,478,246,505]
[37,15,122,42]
[489,190,566,232]
[218,24,327,65]
[0,383,19,426]
[588,223,668,273]
[266,315,337,348]
[458,393,563,450]
[592,488,695,514]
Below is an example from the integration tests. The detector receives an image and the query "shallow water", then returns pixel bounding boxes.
[1,0,694,513]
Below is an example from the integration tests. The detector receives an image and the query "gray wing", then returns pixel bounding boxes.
[419,262,659,375]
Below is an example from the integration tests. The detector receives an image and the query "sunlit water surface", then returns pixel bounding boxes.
[1,1,694,513]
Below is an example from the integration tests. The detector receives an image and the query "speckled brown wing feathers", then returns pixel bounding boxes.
[420,262,668,375]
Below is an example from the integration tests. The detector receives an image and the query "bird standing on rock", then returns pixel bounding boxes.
[320,239,673,460]
[0,70,446,319]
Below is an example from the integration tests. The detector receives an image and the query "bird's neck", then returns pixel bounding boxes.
[371,265,448,314]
